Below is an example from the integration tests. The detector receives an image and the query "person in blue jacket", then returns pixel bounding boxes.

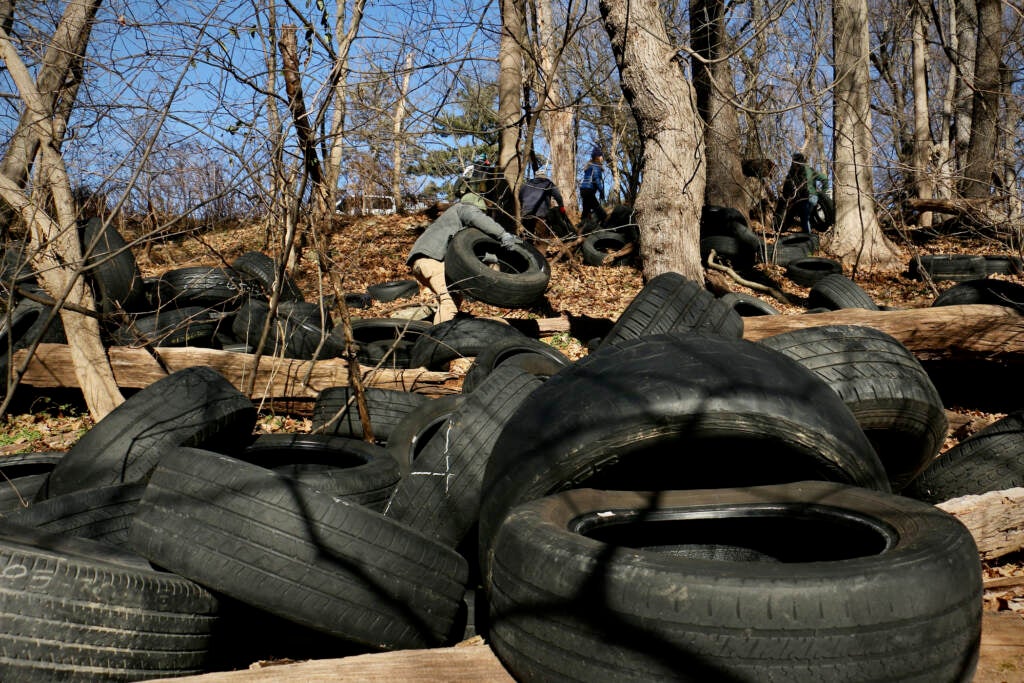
[579,147,607,224]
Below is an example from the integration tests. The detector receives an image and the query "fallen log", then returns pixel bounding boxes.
[12,344,458,400]
[937,487,1024,561]
[532,304,1024,363]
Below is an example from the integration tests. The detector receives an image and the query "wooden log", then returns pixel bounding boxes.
[976,612,1024,683]
[532,304,1024,363]
[937,488,1024,560]
[147,637,513,682]
[13,344,458,400]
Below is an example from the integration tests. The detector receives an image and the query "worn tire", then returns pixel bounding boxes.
[769,233,817,266]
[904,412,1024,504]
[983,254,1024,276]
[231,251,304,302]
[717,292,780,317]
[785,257,843,287]
[487,483,980,683]
[111,306,220,347]
[79,217,147,314]
[0,524,218,681]
[128,447,468,650]
[0,452,64,512]
[409,317,527,370]
[386,395,466,478]
[41,366,257,499]
[759,325,947,491]
[2,483,145,550]
[462,336,570,393]
[367,279,420,302]
[909,254,988,282]
[582,230,631,267]
[155,266,249,311]
[312,386,427,442]
[807,273,880,311]
[700,235,755,271]
[599,272,743,348]
[232,298,342,360]
[385,365,544,548]
[478,333,891,570]
[932,278,1024,312]
[444,228,550,308]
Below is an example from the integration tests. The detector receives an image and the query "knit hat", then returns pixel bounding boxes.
[591,147,603,159]
[536,166,550,178]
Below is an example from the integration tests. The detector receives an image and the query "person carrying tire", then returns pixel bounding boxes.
[518,166,568,241]
[775,151,828,234]
[407,199,522,324]
[579,147,607,225]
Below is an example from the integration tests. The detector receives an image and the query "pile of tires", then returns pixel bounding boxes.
[700,204,764,271]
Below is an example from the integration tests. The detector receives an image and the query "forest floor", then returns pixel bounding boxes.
[3,205,1024,610]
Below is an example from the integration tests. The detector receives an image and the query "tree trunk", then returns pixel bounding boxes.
[690,0,748,220]
[953,0,977,172]
[828,0,901,272]
[599,0,705,282]
[912,5,934,227]
[533,0,575,207]
[960,0,1002,199]
[325,0,368,213]
[391,52,414,208]
[498,0,527,226]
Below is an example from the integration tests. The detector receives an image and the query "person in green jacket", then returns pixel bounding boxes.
[776,152,829,233]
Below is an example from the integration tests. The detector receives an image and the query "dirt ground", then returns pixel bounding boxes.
[4,207,1024,614]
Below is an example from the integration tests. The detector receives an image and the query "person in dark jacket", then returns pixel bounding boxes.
[406,198,520,324]
[775,152,829,233]
[579,147,607,224]
[518,167,567,240]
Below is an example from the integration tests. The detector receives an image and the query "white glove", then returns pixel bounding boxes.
[499,232,520,249]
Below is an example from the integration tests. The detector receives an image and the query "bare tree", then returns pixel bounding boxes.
[498,0,528,225]
[828,0,901,271]
[600,0,706,281]
[960,0,1002,199]
[912,0,935,227]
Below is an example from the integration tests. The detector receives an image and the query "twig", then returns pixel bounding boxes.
[706,250,792,306]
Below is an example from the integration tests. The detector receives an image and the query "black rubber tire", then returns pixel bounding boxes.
[759,325,947,491]
[581,230,631,267]
[41,366,257,499]
[2,482,146,550]
[444,228,551,308]
[128,447,468,650]
[0,296,67,356]
[462,336,570,393]
[236,434,400,512]
[599,272,744,348]
[0,524,218,681]
[0,451,64,512]
[110,306,220,347]
[344,292,374,309]
[79,217,148,314]
[769,233,817,265]
[232,298,342,360]
[478,332,890,568]
[385,365,544,548]
[903,412,1024,504]
[785,257,843,286]
[338,318,433,367]
[367,279,420,302]
[409,317,527,370]
[359,339,416,368]
[932,278,1024,312]
[717,292,780,316]
[909,254,988,282]
[312,386,427,442]
[983,254,1024,276]
[487,483,981,683]
[700,235,755,271]
[807,273,880,310]
[546,208,578,241]
[230,251,304,302]
[0,240,36,288]
[386,394,466,478]
[809,193,835,231]
[155,266,249,311]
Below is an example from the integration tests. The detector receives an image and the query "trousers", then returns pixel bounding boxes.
[410,257,458,324]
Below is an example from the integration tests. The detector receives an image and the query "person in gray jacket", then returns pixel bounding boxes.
[407,198,520,323]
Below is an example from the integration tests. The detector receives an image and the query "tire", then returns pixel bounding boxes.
[546,209,578,241]
[807,273,880,310]
[231,251,304,302]
[232,298,342,360]
[0,452,63,512]
[478,332,890,567]
[487,483,981,683]
[385,365,544,548]
[785,256,843,287]
[462,336,570,393]
[1,296,67,350]
[581,230,631,267]
[909,254,988,282]
[932,278,1024,312]
[759,325,947,491]
[444,228,550,308]
[903,412,1024,504]
[337,318,432,367]
[809,193,835,231]
[983,254,1023,276]
[700,235,754,271]
[41,366,257,499]
[409,317,527,370]
[2,483,146,550]
[155,266,249,311]
[79,217,147,314]
[367,279,420,302]
[769,233,817,266]
[312,386,427,442]
[110,306,220,347]
[128,447,468,650]
[344,292,374,309]
[236,434,400,512]
[359,339,416,368]
[0,240,36,288]
[599,272,744,348]
[386,394,465,478]
[717,292,780,317]
[0,524,218,681]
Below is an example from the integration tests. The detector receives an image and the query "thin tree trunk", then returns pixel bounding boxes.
[960,0,1002,199]
[533,0,575,206]
[953,0,977,172]
[325,0,368,212]
[599,0,705,281]
[829,0,900,272]
[498,0,527,226]
[390,52,413,210]
[912,3,934,226]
